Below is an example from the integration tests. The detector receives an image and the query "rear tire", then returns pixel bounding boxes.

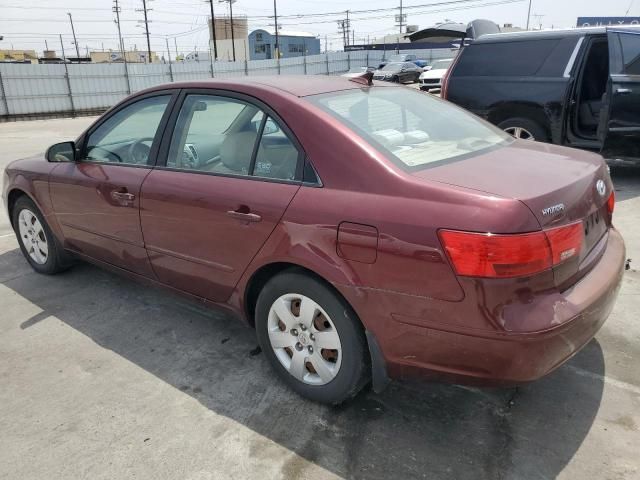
[498,117,549,142]
[12,196,70,275]
[255,271,370,404]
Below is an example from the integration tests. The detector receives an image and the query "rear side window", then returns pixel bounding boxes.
[619,33,640,75]
[453,39,561,77]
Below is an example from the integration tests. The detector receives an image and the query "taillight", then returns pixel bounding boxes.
[607,191,615,217]
[439,223,584,279]
[441,53,461,99]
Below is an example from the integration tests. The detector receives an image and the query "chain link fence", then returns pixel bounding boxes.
[0,48,455,121]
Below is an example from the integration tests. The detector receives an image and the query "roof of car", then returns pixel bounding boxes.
[146,75,395,98]
[475,24,640,43]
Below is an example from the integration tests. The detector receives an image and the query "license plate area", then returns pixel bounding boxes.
[583,208,607,257]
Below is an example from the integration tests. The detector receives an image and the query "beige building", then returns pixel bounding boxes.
[0,50,38,64]
[90,50,159,63]
[208,15,249,61]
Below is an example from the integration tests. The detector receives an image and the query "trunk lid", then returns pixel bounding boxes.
[414,140,613,286]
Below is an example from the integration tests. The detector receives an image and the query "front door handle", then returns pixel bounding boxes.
[227,206,262,223]
[616,88,632,95]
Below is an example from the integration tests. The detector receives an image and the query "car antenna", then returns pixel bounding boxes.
[349,71,374,86]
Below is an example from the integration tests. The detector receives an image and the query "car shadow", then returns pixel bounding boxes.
[1,248,605,480]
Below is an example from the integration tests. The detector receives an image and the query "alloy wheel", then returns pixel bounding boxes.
[267,294,342,385]
[18,209,48,265]
[504,126,535,141]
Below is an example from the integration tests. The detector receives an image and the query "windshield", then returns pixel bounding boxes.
[307,87,511,170]
[431,59,453,70]
[389,55,405,61]
[382,63,403,71]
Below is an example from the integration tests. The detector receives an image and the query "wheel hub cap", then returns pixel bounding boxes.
[267,294,342,386]
[17,209,48,265]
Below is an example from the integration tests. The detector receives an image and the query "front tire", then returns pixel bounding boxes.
[255,271,370,404]
[12,196,70,275]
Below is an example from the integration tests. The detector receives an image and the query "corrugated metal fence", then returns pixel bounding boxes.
[0,48,455,121]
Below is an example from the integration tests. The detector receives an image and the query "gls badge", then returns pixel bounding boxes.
[542,204,565,216]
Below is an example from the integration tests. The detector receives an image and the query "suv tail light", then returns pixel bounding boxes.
[439,223,584,278]
[440,53,461,99]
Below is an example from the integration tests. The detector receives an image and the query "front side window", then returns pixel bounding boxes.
[167,94,300,181]
[619,33,640,75]
[85,95,170,165]
[308,88,510,170]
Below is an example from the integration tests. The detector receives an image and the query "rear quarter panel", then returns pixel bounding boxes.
[447,76,570,144]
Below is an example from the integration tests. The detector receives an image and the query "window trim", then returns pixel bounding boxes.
[78,89,179,169]
[155,88,309,185]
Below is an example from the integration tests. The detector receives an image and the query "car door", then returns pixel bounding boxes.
[49,91,176,276]
[140,90,303,302]
[600,28,640,160]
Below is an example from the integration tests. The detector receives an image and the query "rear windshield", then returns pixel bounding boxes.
[307,87,511,170]
[382,63,403,71]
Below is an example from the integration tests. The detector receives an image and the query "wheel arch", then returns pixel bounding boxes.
[243,260,390,393]
[488,102,552,139]
[7,188,31,227]
[244,261,354,329]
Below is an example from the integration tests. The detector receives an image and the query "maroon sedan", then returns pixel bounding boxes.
[3,76,625,404]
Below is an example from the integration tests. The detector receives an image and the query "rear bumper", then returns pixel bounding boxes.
[338,228,626,385]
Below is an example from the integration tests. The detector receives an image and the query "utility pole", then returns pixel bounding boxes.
[219,0,236,62]
[346,10,350,46]
[273,0,279,60]
[67,13,80,60]
[396,1,406,35]
[113,0,126,57]
[113,0,131,93]
[337,19,347,51]
[137,0,153,63]
[210,1,219,61]
[526,0,533,30]
[174,37,179,60]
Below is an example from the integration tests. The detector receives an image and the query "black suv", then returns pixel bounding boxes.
[442,26,640,163]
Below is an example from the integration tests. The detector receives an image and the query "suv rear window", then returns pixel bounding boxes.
[453,38,562,76]
[307,88,510,170]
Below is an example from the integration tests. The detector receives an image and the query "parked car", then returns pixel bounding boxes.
[442,25,640,163]
[419,58,455,91]
[378,53,429,70]
[4,75,625,405]
[372,62,422,83]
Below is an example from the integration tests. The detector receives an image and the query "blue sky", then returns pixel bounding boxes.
[1,0,637,55]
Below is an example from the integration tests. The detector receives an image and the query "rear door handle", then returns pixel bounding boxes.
[110,188,136,205]
[227,208,262,223]
[616,88,632,95]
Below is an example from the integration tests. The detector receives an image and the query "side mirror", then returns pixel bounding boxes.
[401,68,407,73]
[46,141,76,163]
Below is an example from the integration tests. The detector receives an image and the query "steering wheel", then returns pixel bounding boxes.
[128,137,154,164]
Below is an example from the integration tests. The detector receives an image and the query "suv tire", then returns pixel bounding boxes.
[498,117,549,142]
